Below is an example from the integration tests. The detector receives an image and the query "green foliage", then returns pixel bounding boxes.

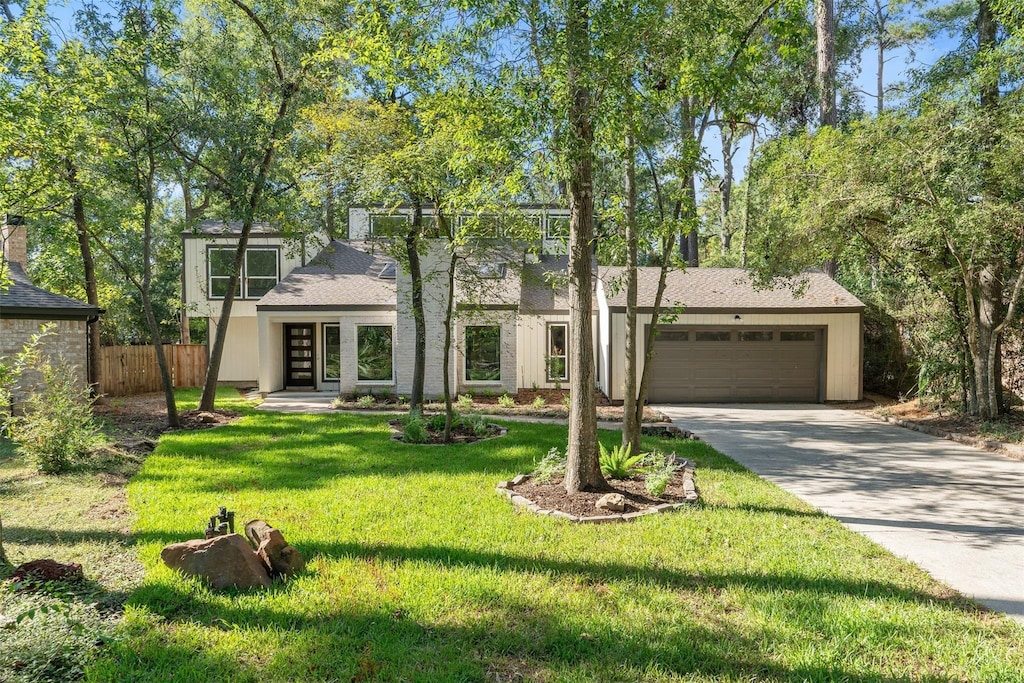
[497,393,515,408]
[401,415,429,444]
[531,395,547,408]
[2,327,104,474]
[532,446,566,483]
[456,394,474,410]
[426,412,448,432]
[460,412,492,437]
[356,395,375,409]
[643,451,680,498]
[599,442,646,480]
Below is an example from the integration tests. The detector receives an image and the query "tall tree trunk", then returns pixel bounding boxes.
[407,202,426,412]
[199,18,297,411]
[442,240,457,443]
[69,178,102,397]
[681,97,699,268]
[621,121,640,455]
[634,234,676,423]
[719,123,735,253]
[977,0,998,109]
[816,0,837,128]
[740,126,757,268]
[563,0,604,494]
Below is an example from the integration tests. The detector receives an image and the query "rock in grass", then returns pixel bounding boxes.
[595,493,626,513]
[246,519,305,578]
[160,533,271,590]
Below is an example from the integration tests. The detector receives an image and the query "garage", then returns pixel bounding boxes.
[646,326,824,403]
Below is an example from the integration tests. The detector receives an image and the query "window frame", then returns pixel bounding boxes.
[368,213,411,239]
[545,322,568,382]
[355,324,395,383]
[322,324,342,382]
[464,325,502,383]
[206,245,280,300]
[545,214,570,240]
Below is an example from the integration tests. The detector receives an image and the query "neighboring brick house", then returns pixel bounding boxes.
[183,207,865,402]
[1,216,101,403]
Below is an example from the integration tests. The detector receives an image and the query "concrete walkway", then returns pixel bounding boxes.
[656,404,1024,625]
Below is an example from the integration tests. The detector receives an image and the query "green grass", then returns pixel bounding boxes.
[74,404,1024,682]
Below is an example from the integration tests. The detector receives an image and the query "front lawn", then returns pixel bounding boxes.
[84,408,1022,681]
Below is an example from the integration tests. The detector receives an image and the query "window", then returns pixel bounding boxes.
[659,331,689,342]
[695,330,731,342]
[357,326,393,381]
[546,323,567,381]
[369,214,409,238]
[474,263,507,279]
[546,215,570,239]
[465,325,501,381]
[459,214,504,238]
[323,325,341,380]
[739,331,773,342]
[781,331,817,342]
[208,246,279,300]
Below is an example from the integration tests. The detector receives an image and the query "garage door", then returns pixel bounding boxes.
[647,327,823,403]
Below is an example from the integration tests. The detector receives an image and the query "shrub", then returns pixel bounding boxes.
[456,394,473,410]
[426,412,449,432]
[3,328,104,473]
[330,396,345,409]
[643,451,680,498]
[531,396,547,408]
[599,442,646,480]
[356,395,375,409]
[563,394,571,409]
[402,415,429,444]
[532,447,566,483]
[498,393,515,408]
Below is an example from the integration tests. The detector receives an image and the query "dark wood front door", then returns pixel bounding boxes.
[285,324,316,388]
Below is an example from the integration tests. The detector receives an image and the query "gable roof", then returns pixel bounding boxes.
[598,267,864,312]
[1,262,100,320]
[256,241,396,310]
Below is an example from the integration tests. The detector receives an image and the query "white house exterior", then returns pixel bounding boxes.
[181,208,864,402]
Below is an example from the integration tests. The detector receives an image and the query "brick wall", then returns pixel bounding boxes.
[0,318,89,404]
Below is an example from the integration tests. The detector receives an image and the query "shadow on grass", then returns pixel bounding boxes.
[2,526,136,548]
[113,577,966,683]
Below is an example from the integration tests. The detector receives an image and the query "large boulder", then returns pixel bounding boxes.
[246,519,305,578]
[161,533,271,590]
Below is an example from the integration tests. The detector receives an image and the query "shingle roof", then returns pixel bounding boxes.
[256,241,396,309]
[520,255,570,312]
[0,262,100,319]
[598,267,864,311]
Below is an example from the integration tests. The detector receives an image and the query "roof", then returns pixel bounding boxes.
[520,255,571,312]
[0,262,101,320]
[256,241,396,310]
[184,220,281,237]
[598,267,864,312]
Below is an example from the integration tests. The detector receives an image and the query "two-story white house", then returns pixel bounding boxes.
[181,207,865,402]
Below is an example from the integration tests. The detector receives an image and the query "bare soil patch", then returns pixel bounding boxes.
[94,392,242,441]
[848,394,1024,446]
[511,471,691,518]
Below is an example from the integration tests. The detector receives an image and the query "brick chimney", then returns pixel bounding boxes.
[1,214,27,265]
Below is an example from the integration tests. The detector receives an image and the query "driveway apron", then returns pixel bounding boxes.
[656,404,1024,624]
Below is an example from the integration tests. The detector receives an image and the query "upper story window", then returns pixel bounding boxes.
[459,214,505,238]
[207,246,280,300]
[369,214,410,238]
[474,263,507,279]
[546,216,570,240]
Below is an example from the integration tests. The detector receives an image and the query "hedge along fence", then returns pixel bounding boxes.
[98,344,207,397]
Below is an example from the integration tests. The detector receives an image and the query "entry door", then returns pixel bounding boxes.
[285,324,316,388]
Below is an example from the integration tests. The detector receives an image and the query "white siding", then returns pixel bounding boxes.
[517,314,571,389]
[210,315,259,384]
[607,311,862,402]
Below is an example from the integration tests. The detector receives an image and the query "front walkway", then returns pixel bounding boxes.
[656,404,1024,625]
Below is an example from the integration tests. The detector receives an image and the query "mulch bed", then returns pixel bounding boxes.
[387,419,506,445]
[511,471,690,518]
[94,393,242,442]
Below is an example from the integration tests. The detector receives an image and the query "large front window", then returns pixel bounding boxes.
[357,326,393,381]
[208,247,279,299]
[369,214,409,238]
[465,325,501,381]
[546,323,567,381]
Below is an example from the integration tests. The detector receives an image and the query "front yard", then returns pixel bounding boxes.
[3,392,1023,681]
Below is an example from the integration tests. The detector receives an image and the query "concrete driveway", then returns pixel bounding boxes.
[656,404,1024,624]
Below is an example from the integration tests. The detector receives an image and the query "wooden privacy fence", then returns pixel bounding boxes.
[99,344,207,397]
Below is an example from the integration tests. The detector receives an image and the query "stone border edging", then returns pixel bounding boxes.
[496,468,698,523]
[868,412,1024,461]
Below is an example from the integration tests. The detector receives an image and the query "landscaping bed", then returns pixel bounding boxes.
[504,470,693,518]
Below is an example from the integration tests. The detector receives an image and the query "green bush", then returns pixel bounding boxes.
[426,412,449,432]
[455,394,473,410]
[532,447,566,483]
[459,413,491,437]
[599,442,646,480]
[356,395,375,408]
[531,396,547,408]
[3,328,104,473]
[402,415,429,444]
[497,393,515,408]
[643,451,680,498]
